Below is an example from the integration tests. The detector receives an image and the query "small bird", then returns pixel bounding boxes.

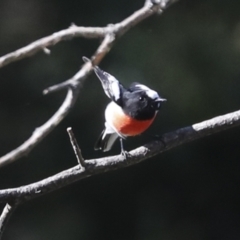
[83,57,166,156]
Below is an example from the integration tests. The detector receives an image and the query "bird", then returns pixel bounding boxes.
[83,57,166,156]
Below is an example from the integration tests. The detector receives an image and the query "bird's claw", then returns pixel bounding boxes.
[121,150,131,159]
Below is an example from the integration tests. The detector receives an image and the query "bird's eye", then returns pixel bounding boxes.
[139,96,144,101]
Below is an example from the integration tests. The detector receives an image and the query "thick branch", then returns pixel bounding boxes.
[0,109,239,203]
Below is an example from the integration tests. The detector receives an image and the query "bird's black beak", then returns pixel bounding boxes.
[153,97,167,109]
[156,97,167,102]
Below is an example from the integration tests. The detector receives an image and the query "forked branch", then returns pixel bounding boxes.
[0,0,178,168]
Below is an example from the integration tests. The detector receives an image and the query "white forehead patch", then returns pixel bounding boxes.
[135,84,159,99]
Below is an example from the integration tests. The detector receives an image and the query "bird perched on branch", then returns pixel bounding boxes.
[83,57,166,156]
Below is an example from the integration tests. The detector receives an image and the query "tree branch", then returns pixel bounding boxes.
[0,109,239,203]
[0,0,177,69]
[43,0,179,94]
[0,25,105,69]
[43,33,115,94]
[67,127,85,168]
[0,203,17,239]
[0,88,78,167]
[0,0,178,168]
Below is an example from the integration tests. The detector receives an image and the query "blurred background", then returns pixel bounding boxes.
[0,0,240,239]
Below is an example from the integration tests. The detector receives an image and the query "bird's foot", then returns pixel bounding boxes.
[119,138,130,159]
[121,150,131,159]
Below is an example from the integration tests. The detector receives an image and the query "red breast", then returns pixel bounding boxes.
[111,110,156,136]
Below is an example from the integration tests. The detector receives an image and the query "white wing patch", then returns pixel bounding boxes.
[93,67,122,103]
[135,84,159,99]
[107,75,121,101]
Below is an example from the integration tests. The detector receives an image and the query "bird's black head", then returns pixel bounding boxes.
[122,83,166,120]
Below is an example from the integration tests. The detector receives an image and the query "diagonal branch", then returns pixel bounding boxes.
[0,108,239,203]
[43,33,115,94]
[0,88,78,167]
[0,32,116,167]
[0,203,17,240]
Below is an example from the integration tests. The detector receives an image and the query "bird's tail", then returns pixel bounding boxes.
[94,129,119,152]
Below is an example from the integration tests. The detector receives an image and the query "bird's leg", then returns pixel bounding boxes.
[120,138,130,159]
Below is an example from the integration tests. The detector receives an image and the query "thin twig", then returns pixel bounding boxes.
[91,33,115,65]
[0,108,239,203]
[0,25,105,69]
[0,203,17,239]
[67,127,85,168]
[43,33,115,94]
